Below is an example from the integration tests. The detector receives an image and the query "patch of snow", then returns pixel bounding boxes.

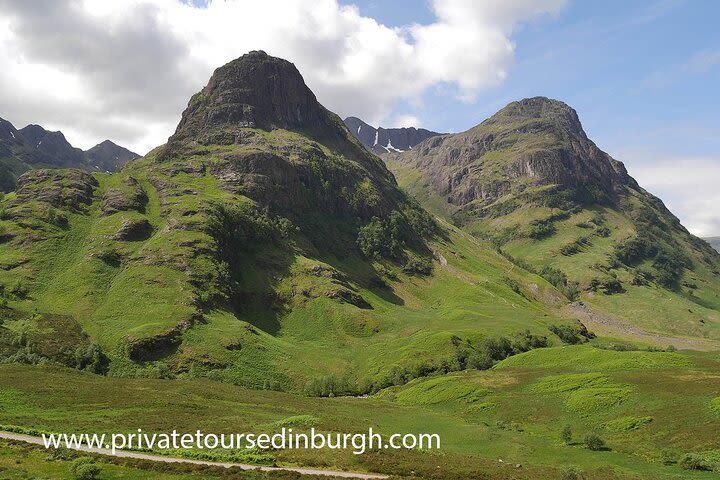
[357,125,361,134]
[36,140,42,148]
[373,130,378,146]
[9,131,15,139]
[385,139,404,153]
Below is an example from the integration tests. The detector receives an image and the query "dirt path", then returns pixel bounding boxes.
[566,302,720,351]
[0,431,388,479]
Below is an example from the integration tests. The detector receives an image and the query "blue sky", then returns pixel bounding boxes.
[1,0,718,235]
[344,0,720,236]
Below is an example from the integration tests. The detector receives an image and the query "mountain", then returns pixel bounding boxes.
[0,51,569,391]
[0,119,139,192]
[3,55,720,479]
[385,96,720,342]
[85,140,141,172]
[344,116,442,154]
[706,236,720,253]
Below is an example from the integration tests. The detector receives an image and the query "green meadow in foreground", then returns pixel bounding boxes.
[2,343,720,479]
[0,52,719,479]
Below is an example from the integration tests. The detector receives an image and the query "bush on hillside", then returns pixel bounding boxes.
[583,434,606,451]
[70,457,101,480]
[357,209,436,262]
[549,323,595,345]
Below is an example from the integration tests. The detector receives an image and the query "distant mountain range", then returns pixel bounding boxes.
[344,116,441,155]
[705,237,720,253]
[0,117,139,192]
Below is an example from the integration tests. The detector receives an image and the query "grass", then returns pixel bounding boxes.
[494,345,693,371]
[2,358,720,478]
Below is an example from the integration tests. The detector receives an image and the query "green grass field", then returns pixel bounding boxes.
[2,343,720,479]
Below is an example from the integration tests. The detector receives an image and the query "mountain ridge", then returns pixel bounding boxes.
[344,116,442,155]
[0,118,140,192]
[384,95,720,342]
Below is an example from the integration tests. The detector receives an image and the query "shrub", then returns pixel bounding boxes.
[560,237,591,256]
[562,466,585,480]
[583,433,606,451]
[357,209,434,260]
[601,277,624,294]
[504,277,522,295]
[10,281,28,299]
[549,323,595,344]
[680,453,715,471]
[402,256,432,276]
[70,457,101,480]
[561,424,572,444]
[527,218,556,239]
[595,225,611,237]
[46,446,72,461]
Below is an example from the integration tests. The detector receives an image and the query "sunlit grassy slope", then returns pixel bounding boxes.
[0,127,584,394]
[2,344,720,479]
[384,154,720,347]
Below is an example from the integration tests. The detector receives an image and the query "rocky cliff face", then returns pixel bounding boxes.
[160,50,408,221]
[389,97,637,215]
[344,116,441,155]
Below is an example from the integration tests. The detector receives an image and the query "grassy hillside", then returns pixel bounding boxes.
[2,345,720,478]
[0,150,575,392]
[1,55,719,479]
[384,98,720,347]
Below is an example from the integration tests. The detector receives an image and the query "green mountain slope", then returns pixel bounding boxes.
[0,53,576,393]
[384,97,720,345]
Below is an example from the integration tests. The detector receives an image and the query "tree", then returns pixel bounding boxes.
[583,433,606,451]
[561,424,572,444]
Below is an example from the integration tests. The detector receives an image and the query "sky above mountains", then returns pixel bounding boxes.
[0,0,717,235]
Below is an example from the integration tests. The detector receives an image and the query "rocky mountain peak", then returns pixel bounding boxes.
[85,139,140,172]
[389,97,637,217]
[166,51,334,150]
[482,96,586,138]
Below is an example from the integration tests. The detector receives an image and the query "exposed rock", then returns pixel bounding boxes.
[325,287,372,309]
[102,176,148,214]
[11,169,98,210]
[390,97,637,217]
[344,116,442,155]
[112,218,153,241]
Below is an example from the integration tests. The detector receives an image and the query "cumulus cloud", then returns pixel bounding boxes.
[389,114,422,129]
[0,0,565,153]
[622,153,720,237]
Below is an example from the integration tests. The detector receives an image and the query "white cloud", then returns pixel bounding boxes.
[0,0,566,153]
[621,152,720,237]
[389,114,422,129]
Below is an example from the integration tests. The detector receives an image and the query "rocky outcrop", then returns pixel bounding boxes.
[344,117,442,155]
[111,218,153,241]
[102,176,148,214]
[390,97,638,215]
[160,51,407,222]
[11,169,98,210]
